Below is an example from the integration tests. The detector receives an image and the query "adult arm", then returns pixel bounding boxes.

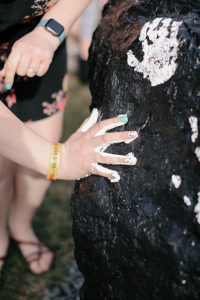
[0,0,92,86]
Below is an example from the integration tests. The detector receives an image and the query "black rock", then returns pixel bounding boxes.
[72,0,200,299]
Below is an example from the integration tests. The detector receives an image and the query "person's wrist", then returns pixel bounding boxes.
[33,26,60,51]
[46,142,62,180]
[57,143,68,180]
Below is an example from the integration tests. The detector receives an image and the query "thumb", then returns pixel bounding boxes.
[79,108,99,133]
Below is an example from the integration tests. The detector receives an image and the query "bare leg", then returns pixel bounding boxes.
[9,110,64,274]
[0,156,13,270]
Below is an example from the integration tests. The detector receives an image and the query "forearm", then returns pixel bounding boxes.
[0,101,51,176]
[42,0,91,34]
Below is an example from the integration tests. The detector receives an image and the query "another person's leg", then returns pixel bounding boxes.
[9,110,64,274]
[0,157,13,271]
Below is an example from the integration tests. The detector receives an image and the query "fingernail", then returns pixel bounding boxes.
[120,115,128,123]
[125,152,137,165]
[110,172,120,183]
[6,84,11,90]
[128,131,138,138]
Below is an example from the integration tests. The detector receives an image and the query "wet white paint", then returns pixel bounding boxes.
[91,162,120,183]
[189,116,198,143]
[95,114,128,136]
[79,108,138,182]
[81,108,99,132]
[183,195,192,206]
[195,147,200,162]
[98,151,137,165]
[191,241,195,247]
[95,135,138,153]
[194,192,200,224]
[127,18,182,86]
[171,174,182,189]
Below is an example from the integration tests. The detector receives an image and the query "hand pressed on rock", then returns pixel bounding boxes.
[59,109,138,182]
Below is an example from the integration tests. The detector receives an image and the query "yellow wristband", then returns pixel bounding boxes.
[47,142,62,180]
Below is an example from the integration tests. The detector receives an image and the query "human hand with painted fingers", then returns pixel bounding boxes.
[59,109,138,182]
[0,26,59,89]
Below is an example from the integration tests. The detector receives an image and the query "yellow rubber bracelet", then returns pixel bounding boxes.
[47,142,62,180]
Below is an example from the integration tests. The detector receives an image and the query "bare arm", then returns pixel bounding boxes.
[0,101,51,176]
[42,0,92,34]
[0,102,138,182]
[0,0,92,85]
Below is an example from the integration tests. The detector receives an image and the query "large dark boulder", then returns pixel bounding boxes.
[71,0,200,299]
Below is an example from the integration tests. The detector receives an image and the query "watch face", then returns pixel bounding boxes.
[46,19,64,36]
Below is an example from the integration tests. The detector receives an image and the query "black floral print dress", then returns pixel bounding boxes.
[0,0,67,122]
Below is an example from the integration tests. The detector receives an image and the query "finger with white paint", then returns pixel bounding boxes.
[96,152,137,166]
[61,109,139,182]
[88,113,130,137]
[94,130,138,153]
[91,163,120,183]
[80,108,99,132]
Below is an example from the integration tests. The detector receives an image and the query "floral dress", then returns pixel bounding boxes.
[0,0,67,122]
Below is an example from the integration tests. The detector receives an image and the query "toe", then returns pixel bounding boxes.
[29,260,44,275]
[28,248,53,274]
[39,249,54,272]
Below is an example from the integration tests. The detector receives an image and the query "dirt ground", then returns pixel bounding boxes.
[0,74,91,300]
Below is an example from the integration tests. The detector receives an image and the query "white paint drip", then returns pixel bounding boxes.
[91,162,120,183]
[171,174,182,189]
[127,18,182,86]
[183,195,192,206]
[98,152,137,165]
[195,147,200,162]
[191,241,195,247]
[81,108,99,132]
[194,192,200,224]
[189,116,198,143]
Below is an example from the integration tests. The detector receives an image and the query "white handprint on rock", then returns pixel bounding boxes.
[127,18,182,86]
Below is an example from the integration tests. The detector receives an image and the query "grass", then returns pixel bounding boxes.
[0,74,91,300]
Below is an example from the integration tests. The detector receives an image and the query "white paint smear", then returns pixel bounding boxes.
[81,108,99,132]
[98,151,137,165]
[95,114,128,136]
[195,147,200,162]
[189,116,198,143]
[194,192,200,224]
[127,18,182,86]
[183,195,192,206]
[95,136,138,153]
[171,174,182,189]
[80,109,138,182]
[91,162,120,183]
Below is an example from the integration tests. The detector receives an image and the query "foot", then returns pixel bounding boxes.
[9,225,53,275]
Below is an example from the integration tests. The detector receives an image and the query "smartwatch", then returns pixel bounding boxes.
[36,19,65,45]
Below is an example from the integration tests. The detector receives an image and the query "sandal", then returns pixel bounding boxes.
[12,238,53,274]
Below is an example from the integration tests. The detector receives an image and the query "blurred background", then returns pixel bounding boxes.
[0,1,108,299]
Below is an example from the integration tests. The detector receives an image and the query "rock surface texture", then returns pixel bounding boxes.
[72,1,200,299]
